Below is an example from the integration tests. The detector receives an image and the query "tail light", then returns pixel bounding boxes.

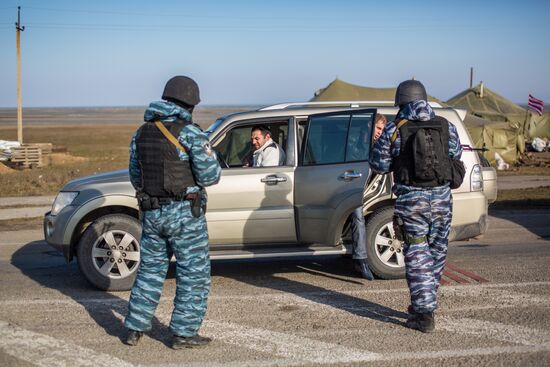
[470,164,483,191]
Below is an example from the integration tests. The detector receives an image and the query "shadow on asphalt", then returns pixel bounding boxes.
[211,256,409,326]
[11,241,408,340]
[488,207,550,240]
[10,240,173,347]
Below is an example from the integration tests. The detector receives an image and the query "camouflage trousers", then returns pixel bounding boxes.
[395,185,452,313]
[124,201,210,337]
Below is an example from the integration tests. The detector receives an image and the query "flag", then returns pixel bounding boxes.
[528,94,544,115]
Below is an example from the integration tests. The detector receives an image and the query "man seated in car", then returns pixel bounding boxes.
[249,125,286,167]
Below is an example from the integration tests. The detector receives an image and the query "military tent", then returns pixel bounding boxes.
[311,78,444,105]
[447,83,525,124]
[527,112,550,140]
[446,83,550,138]
[463,113,525,165]
[446,83,528,164]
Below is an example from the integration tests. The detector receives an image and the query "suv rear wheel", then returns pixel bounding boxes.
[77,214,141,291]
[366,207,405,279]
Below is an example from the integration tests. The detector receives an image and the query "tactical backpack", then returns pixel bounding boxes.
[391,116,455,188]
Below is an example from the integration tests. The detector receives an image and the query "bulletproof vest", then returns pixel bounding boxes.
[135,120,196,197]
[392,116,452,187]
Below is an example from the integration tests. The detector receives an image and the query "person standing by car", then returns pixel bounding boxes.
[350,114,386,280]
[124,76,221,348]
[369,80,462,332]
[250,125,285,167]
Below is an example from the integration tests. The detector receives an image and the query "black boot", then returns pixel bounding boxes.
[406,307,435,333]
[353,259,374,281]
[125,329,143,346]
[172,335,212,349]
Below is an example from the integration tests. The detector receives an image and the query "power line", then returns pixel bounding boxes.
[23,5,338,21]
[19,20,481,32]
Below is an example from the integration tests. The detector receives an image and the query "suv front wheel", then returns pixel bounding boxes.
[366,207,406,279]
[77,214,141,291]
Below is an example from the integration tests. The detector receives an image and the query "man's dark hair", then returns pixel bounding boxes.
[251,125,271,137]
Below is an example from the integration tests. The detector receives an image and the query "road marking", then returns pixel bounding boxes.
[442,269,470,284]
[443,287,550,312]
[445,262,490,283]
[0,280,549,306]
[151,345,550,367]
[0,320,135,367]
[439,317,550,346]
[203,320,380,364]
[442,262,490,285]
[1,285,549,367]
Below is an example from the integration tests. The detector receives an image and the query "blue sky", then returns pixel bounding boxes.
[0,0,549,107]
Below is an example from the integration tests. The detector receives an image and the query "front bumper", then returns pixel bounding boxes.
[44,210,73,262]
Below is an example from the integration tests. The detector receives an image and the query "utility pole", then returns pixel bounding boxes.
[469,67,473,89]
[15,6,25,144]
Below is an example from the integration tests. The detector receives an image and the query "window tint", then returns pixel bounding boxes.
[303,115,349,165]
[302,112,374,166]
[346,114,373,162]
[215,125,252,166]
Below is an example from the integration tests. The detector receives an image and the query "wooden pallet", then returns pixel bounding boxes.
[9,144,43,169]
[33,143,52,155]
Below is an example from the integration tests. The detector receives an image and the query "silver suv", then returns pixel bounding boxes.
[44,102,497,291]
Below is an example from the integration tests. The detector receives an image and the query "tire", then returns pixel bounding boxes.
[77,214,141,291]
[365,207,406,280]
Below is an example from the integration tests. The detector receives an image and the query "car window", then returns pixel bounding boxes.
[346,114,373,162]
[303,115,348,165]
[302,112,374,166]
[213,121,289,168]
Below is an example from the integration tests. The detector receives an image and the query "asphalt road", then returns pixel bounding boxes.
[0,209,549,367]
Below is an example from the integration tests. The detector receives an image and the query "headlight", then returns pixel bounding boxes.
[51,192,78,216]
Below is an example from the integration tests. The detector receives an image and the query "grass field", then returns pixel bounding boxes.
[0,106,238,197]
[1,125,136,196]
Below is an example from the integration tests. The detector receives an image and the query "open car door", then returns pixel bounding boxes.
[294,109,377,246]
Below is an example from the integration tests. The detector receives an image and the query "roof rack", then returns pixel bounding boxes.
[259,100,442,111]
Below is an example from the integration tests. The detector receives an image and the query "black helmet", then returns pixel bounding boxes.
[394,80,427,107]
[162,76,200,107]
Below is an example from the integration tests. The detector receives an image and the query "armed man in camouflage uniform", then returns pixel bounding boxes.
[124,76,221,348]
[369,80,462,333]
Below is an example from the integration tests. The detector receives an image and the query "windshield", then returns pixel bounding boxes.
[205,118,224,136]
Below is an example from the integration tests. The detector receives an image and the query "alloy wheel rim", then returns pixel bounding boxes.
[91,230,140,279]
[374,221,405,268]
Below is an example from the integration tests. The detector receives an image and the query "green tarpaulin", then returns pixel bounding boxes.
[311,78,444,104]
[463,113,524,165]
[446,84,531,164]
[528,112,550,140]
[447,83,550,140]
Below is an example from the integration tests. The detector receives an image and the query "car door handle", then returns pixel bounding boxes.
[261,175,287,185]
[339,171,362,181]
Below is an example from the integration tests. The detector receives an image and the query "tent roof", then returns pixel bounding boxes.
[446,83,526,118]
[463,112,519,130]
[311,78,444,104]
